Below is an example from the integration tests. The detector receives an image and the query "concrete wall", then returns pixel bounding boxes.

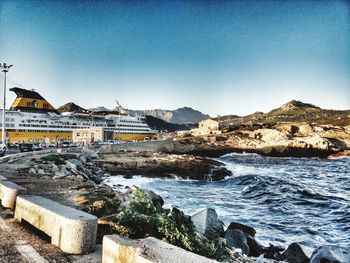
[102,235,218,263]
[102,140,176,154]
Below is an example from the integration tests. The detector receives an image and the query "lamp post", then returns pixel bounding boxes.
[0,63,13,144]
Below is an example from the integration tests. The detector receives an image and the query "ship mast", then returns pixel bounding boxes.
[0,63,13,144]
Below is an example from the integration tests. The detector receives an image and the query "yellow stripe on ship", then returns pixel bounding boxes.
[7,131,72,143]
[114,133,156,141]
[7,131,155,143]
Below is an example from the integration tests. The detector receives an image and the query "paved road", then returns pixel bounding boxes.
[4,149,20,155]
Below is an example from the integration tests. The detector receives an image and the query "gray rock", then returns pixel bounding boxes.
[191,208,224,236]
[282,243,309,263]
[146,190,164,207]
[246,235,263,257]
[79,155,87,163]
[53,173,66,179]
[69,158,83,168]
[65,161,77,171]
[52,163,59,172]
[29,168,37,174]
[226,222,256,237]
[310,245,350,263]
[224,229,249,256]
[37,169,45,175]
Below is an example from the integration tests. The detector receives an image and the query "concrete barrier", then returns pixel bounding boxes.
[0,181,27,209]
[0,148,84,164]
[102,235,218,263]
[15,195,98,254]
[0,149,58,164]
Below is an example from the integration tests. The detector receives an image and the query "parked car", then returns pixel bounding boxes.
[0,142,6,156]
[19,143,43,152]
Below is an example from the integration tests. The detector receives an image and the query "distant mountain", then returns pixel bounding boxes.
[89,106,111,112]
[57,102,90,113]
[58,103,209,125]
[128,107,210,124]
[145,115,194,132]
[219,100,350,127]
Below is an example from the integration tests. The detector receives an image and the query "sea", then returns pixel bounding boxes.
[103,153,350,254]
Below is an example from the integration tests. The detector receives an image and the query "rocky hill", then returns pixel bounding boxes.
[57,102,90,113]
[145,115,194,132]
[220,100,350,127]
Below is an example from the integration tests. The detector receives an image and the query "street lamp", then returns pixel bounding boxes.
[0,63,13,144]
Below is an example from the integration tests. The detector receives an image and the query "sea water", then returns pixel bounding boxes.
[104,153,350,253]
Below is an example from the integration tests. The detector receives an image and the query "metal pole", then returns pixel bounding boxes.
[2,70,6,144]
[0,63,13,145]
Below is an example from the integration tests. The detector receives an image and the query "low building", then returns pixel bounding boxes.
[72,127,113,144]
[191,119,222,136]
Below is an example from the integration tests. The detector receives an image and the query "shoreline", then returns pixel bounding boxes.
[0,146,349,262]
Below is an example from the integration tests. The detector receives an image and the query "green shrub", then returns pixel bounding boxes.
[76,189,120,218]
[41,154,65,165]
[118,187,232,262]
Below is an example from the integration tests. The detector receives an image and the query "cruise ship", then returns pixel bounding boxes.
[0,87,157,143]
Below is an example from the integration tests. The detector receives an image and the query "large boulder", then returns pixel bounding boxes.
[251,129,290,144]
[310,245,350,263]
[224,229,249,256]
[226,222,256,237]
[226,222,263,257]
[146,189,164,207]
[264,244,285,260]
[246,234,263,257]
[282,243,309,263]
[191,208,224,236]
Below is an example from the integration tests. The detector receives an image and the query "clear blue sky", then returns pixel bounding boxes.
[0,0,349,116]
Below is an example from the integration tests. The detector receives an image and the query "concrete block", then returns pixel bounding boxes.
[102,235,218,263]
[0,180,27,209]
[15,195,98,254]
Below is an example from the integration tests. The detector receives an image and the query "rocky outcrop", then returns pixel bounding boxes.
[310,245,350,263]
[224,229,249,255]
[281,243,309,263]
[226,222,256,237]
[27,151,105,183]
[95,152,232,181]
[226,127,345,157]
[328,150,350,159]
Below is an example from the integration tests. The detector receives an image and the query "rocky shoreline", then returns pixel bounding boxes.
[93,151,232,180]
[101,123,350,159]
[1,148,348,263]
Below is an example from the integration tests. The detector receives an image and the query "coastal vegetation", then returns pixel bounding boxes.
[117,188,231,261]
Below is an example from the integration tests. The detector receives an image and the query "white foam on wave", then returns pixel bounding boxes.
[104,175,158,190]
[220,152,261,158]
[103,175,198,191]
[221,161,279,179]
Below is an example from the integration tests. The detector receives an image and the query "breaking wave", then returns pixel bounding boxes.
[104,153,350,253]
